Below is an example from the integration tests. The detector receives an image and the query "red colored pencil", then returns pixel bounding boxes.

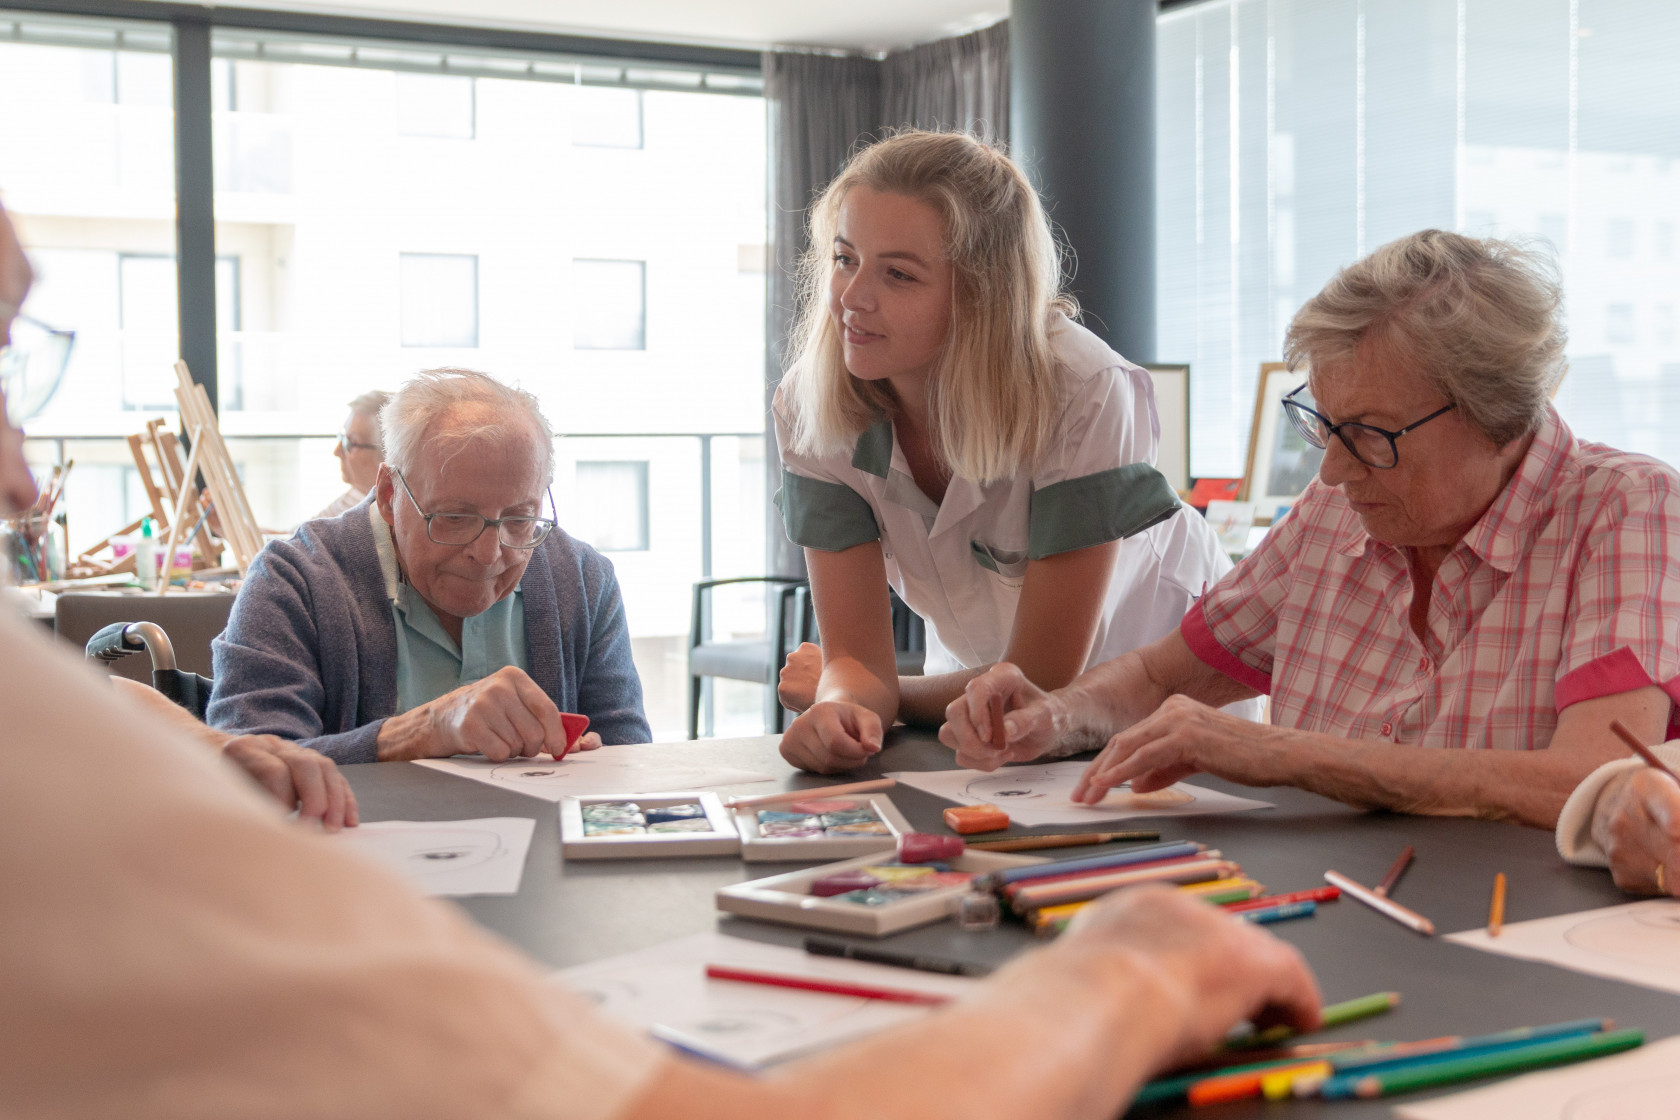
[704,964,953,1006]
[1224,886,1342,913]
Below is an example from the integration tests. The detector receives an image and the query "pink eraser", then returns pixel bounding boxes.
[898,833,965,864]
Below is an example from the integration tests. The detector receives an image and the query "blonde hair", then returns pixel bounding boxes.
[781,130,1074,484]
[1284,230,1565,446]
[382,368,554,485]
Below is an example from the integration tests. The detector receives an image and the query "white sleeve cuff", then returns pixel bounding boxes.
[1555,741,1680,866]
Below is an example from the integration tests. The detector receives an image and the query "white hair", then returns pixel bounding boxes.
[381,368,554,484]
[346,389,392,448]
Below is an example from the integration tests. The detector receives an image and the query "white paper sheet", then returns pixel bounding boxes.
[414,747,775,803]
[886,761,1273,827]
[1393,1033,1680,1120]
[335,817,534,897]
[1445,898,1680,997]
[558,930,978,1068]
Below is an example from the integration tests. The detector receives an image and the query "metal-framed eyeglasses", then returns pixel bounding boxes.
[337,432,381,455]
[391,468,557,549]
[1280,384,1455,470]
[0,313,75,427]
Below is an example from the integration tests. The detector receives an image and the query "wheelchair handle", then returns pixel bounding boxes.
[85,621,178,672]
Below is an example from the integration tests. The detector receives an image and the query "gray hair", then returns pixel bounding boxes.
[380,368,554,485]
[346,389,392,448]
[1284,229,1566,446]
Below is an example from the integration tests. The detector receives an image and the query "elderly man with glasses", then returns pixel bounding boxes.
[314,389,391,520]
[944,230,1680,830]
[209,367,650,762]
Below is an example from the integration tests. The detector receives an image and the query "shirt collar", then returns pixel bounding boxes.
[1333,405,1573,573]
[369,501,402,603]
[851,417,894,478]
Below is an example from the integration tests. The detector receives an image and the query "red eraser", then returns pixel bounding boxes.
[899,832,965,864]
[556,712,591,756]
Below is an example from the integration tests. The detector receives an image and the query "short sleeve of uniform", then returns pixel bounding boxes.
[1553,468,1680,721]
[1182,495,1314,695]
[1027,361,1181,559]
[772,386,881,553]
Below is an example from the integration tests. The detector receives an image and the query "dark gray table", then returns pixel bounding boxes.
[343,730,1680,1117]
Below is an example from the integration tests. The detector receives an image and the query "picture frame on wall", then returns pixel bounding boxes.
[1241,362,1325,519]
[1145,363,1191,493]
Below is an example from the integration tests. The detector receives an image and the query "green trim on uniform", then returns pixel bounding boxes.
[851,418,894,478]
[970,541,999,573]
[1028,463,1181,559]
[776,469,881,552]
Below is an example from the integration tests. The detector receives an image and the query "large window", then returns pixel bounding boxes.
[5,10,769,739]
[1159,0,1680,475]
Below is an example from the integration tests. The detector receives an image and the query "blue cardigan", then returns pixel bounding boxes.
[207,505,651,763]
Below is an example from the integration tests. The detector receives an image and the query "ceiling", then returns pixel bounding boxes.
[136,0,1011,54]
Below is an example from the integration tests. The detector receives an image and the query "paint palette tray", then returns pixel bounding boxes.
[734,793,916,863]
[559,793,739,860]
[715,849,1043,936]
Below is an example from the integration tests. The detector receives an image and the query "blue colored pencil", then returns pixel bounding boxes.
[1239,899,1317,924]
[988,840,1204,886]
[1317,1018,1614,1097]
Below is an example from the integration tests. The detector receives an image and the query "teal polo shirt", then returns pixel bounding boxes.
[370,505,529,714]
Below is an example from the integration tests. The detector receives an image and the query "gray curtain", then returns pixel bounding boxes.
[762,23,1010,578]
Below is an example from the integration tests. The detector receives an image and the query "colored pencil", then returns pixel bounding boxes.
[723,778,896,810]
[1188,1060,1328,1106]
[1374,844,1414,897]
[704,964,951,1006]
[1224,885,1341,912]
[1325,870,1436,935]
[1345,1029,1644,1099]
[1010,858,1238,911]
[1240,899,1318,925]
[1228,991,1399,1050]
[1488,871,1507,937]
[1133,1051,1361,1107]
[967,830,1159,851]
[1029,879,1260,934]
[989,840,1204,885]
[1170,1040,1378,1077]
[1262,1060,1332,1100]
[1610,718,1680,782]
[1318,1018,1614,1094]
[802,937,994,978]
[1001,849,1223,894]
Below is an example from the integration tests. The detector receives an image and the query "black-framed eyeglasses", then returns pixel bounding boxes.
[392,468,557,549]
[0,314,75,427]
[1281,384,1456,470]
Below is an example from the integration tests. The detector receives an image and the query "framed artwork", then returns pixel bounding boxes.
[1241,362,1324,516]
[1145,363,1191,493]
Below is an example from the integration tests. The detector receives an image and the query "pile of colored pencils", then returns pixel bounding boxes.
[978,839,1339,935]
[1132,1010,1641,1108]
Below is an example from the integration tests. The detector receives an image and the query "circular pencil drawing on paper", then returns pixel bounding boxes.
[1561,902,1680,975]
[1561,1076,1680,1119]
[354,827,504,875]
[963,770,1193,810]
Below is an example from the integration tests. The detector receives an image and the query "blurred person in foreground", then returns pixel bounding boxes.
[0,196,1324,1119]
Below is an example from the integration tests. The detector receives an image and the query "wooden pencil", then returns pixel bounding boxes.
[1488,871,1507,937]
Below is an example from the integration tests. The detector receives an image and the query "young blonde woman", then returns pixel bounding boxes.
[774,130,1251,773]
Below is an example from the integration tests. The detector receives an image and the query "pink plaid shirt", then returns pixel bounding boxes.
[1185,407,1680,747]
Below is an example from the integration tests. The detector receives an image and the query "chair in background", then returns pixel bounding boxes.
[55,591,235,689]
[687,575,808,739]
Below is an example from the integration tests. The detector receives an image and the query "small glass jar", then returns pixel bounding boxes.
[957,886,1000,932]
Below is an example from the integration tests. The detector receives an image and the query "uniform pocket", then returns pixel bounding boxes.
[971,540,1029,579]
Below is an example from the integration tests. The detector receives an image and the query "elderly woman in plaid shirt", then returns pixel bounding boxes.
[944,229,1680,831]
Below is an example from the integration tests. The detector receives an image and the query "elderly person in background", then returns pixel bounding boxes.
[316,389,391,519]
[945,230,1680,830]
[209,367,650,763]
[1558,739,1680,897]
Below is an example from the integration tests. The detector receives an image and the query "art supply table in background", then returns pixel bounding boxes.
[340,730,1680,1117]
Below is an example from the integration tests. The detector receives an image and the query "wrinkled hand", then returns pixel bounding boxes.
[1058,887,1322,1069]
[1602,768,1680,897]
[223,735,359,831]
[572,731,604,752]
[777,642,823,714]
[1072,694,1275,804]
[779,700,882,774]
[407,665,571,762]
[938,663,1059,771]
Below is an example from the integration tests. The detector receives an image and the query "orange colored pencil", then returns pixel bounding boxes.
[1488,872,1507,938]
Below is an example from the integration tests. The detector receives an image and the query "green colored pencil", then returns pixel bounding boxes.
[1351,1028,1644,1098]
[1231,991,1399,1048]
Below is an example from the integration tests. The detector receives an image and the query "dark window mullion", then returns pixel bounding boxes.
[171,14,217,411]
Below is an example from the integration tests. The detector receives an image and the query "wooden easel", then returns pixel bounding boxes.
[172,360,264,573]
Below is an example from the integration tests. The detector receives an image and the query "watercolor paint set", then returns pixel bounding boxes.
[559,793,740,859]
[715,849,1042,936]
[734,794,915,862]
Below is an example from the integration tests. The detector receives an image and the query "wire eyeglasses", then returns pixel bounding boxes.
[392,468,556,549]
[0,314,75,427]
[1281,384,1455,470]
